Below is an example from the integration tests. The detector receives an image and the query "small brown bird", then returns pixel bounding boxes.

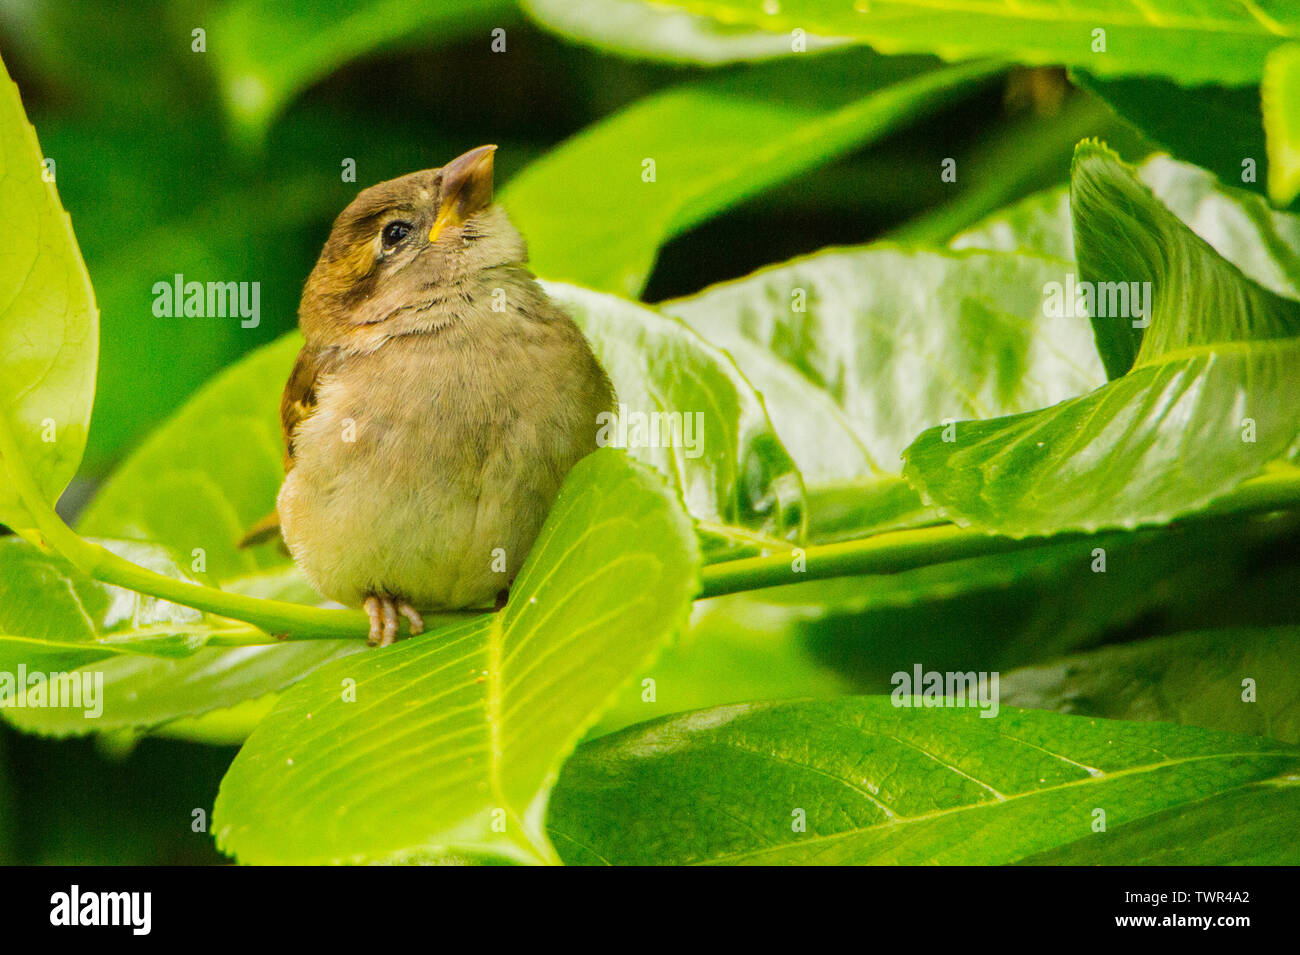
[251,146,614,646]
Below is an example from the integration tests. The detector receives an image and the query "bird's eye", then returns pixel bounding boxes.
[381,220,413,248]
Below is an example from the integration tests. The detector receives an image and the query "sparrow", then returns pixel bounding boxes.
[243,145,615,647]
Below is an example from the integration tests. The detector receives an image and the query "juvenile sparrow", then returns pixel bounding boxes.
[247,146,614,646]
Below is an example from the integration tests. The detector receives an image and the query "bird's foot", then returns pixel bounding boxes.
[363,595,425,647]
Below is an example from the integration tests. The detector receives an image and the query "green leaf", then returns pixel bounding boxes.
[1002,626,1300,744]
[904,340,1300,536]
[1264,43,1300,206]
[1072,141,1300,377]
[904,146,1300,537]
[501,52,1001,296]
[549,283,804,539]
[522,0,847,63]
[547,698,1300,864]
[0,54,97,533]
[1019,776,1300,864]
[2,641,359,737]
[652,0,1300,86]
[210,0,514,145]
[661,245,1105,482]
[212,449,699,865]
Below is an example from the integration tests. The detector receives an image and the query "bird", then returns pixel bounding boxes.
[241,145,615,647]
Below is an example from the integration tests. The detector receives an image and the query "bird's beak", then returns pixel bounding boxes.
[429,144,497,243]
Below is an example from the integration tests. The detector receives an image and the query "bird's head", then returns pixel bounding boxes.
[300,145,525,346]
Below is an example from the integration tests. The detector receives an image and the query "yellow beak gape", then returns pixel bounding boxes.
[428,144,497,244]
[428,207,458,244]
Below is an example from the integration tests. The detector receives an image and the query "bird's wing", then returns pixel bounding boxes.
[280,342,341,471]
[235,343,340,550]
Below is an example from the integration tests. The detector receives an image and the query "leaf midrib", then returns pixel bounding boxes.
[1136,335,1300,369]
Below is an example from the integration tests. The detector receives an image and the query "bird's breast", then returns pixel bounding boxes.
[276,320,606,611]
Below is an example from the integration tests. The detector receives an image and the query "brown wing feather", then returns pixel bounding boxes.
[236,343,339,549]
[280,344,341,471]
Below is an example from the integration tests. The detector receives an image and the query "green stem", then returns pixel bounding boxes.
[701,469,1300,599]
[7,407,1300,636]
[699,523,1036,598]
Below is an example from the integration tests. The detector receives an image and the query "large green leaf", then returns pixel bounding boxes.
[1264,42,1300,206]
[210,0,513,144]
[501,52,1001,296]
[904,146,1300,537]
[700,337,877,487]
[522,0,846,63]
[1019,776,1300,864]
[0,55,98,532]
[1073,142,1300,377]
[213,449,699,865]
[1002,626,1300,744]
[548,282,803,540]
[652,0,1300,86]
[2,640,359,737]
[904,340,1300,535]
[548,698,1300,864]
[661,245,1105,482]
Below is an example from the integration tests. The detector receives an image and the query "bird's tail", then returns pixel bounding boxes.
[236,509,283,549]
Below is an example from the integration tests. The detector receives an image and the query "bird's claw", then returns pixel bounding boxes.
[398,601,424,635]
[364,595,424,647]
